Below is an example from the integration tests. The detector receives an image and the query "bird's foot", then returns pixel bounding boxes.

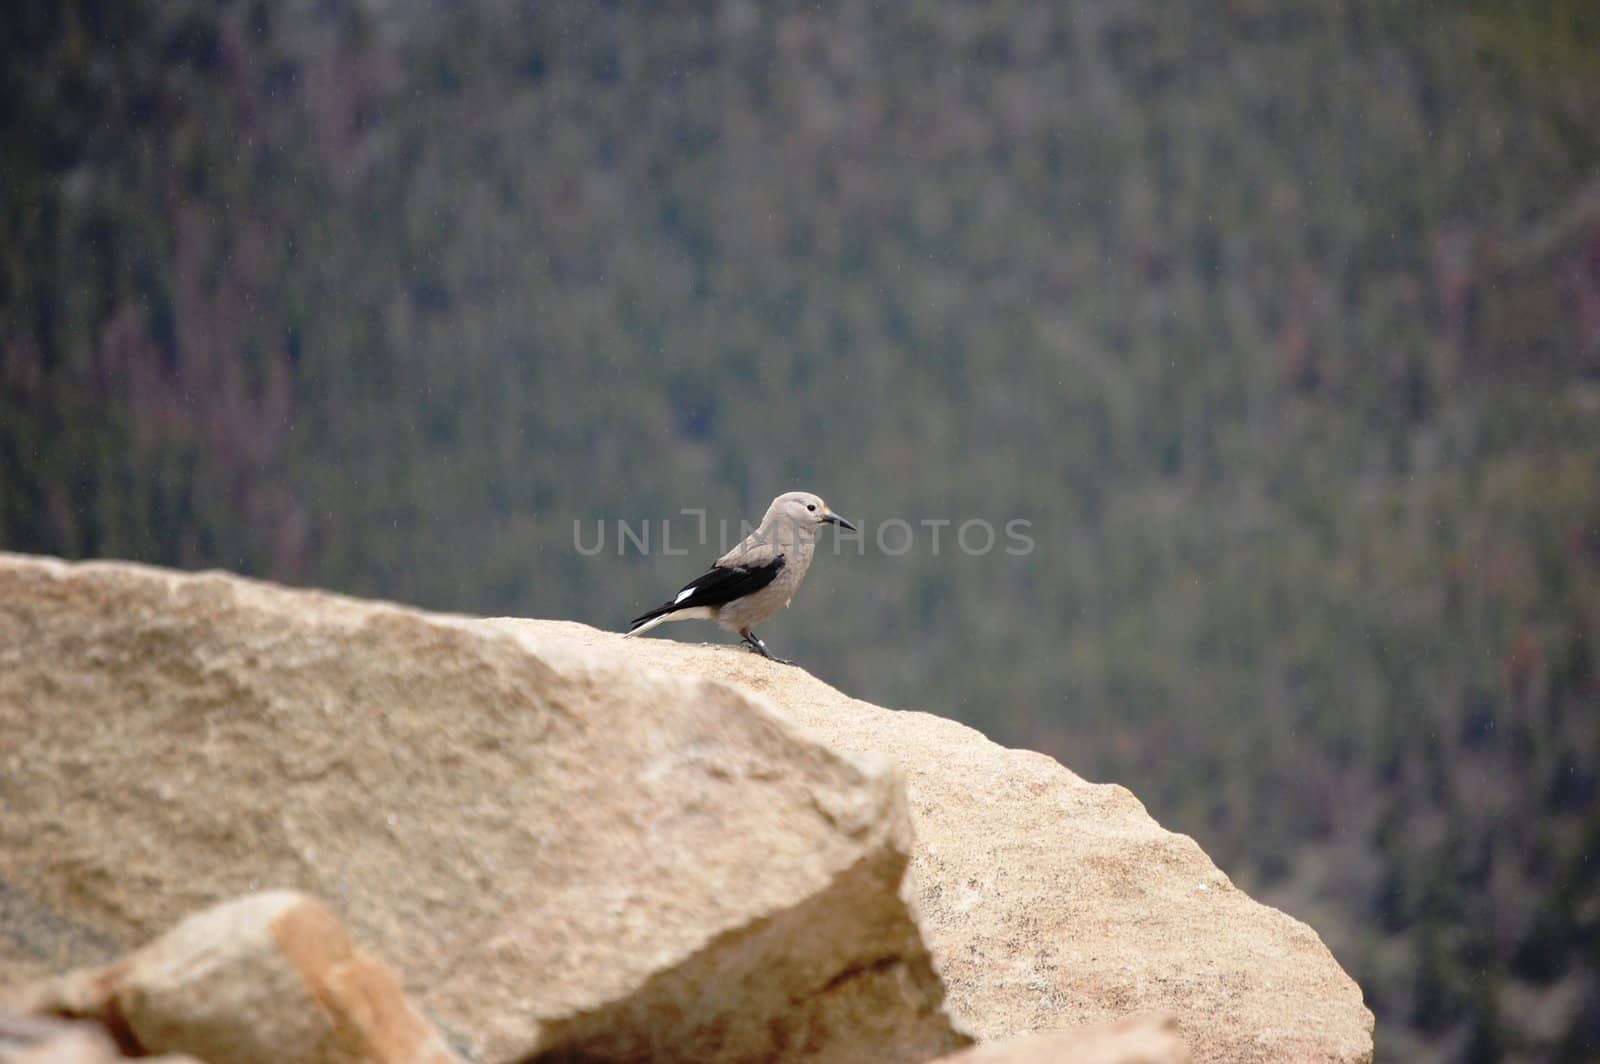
[741,631,796,666]
[760,650,798,666]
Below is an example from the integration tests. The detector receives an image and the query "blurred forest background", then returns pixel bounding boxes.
[3,1,1598,1058]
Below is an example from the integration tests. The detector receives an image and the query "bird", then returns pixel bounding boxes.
[625,491,858,665]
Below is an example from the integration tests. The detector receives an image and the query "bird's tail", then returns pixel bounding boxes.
[625,603,676,637]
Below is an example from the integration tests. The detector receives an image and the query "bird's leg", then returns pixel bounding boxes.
[739,628,795,666]
[738,628,769,656]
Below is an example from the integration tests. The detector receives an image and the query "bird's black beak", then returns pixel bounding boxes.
[822,512,858,533]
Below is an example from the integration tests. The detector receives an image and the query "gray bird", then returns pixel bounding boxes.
[625,491,858,664]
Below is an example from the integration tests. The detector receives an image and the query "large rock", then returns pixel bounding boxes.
[496,621,1377,1064]
[0,552,1372,1062]
[4,891,464,1064]
[0,554,964,1063]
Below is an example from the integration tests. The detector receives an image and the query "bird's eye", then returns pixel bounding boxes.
[807,504,816,511]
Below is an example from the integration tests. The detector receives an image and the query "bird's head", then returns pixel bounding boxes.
[768,491,858,534]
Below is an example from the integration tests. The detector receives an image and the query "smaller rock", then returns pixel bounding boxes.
[2,892,463,1064]
[0,1010,197,1064]
[0,1012,119,1064]
[929,1013,1190,1064]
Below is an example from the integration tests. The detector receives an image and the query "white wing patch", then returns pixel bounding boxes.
[674,587,696,604]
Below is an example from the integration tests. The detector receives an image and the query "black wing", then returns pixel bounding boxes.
[630,555,786,630]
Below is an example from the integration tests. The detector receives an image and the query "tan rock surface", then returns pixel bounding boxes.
[4,892,460,1064]
[0,554,964,1063]
[0,1011,198,1064]
[929,1013,1189,1064]
[0,552,1372,1062]
[498,620,1377,1064]
[0,1013,123,1064]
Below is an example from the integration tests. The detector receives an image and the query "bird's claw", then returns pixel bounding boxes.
[747,647,797,666]
[741,634,796,666]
